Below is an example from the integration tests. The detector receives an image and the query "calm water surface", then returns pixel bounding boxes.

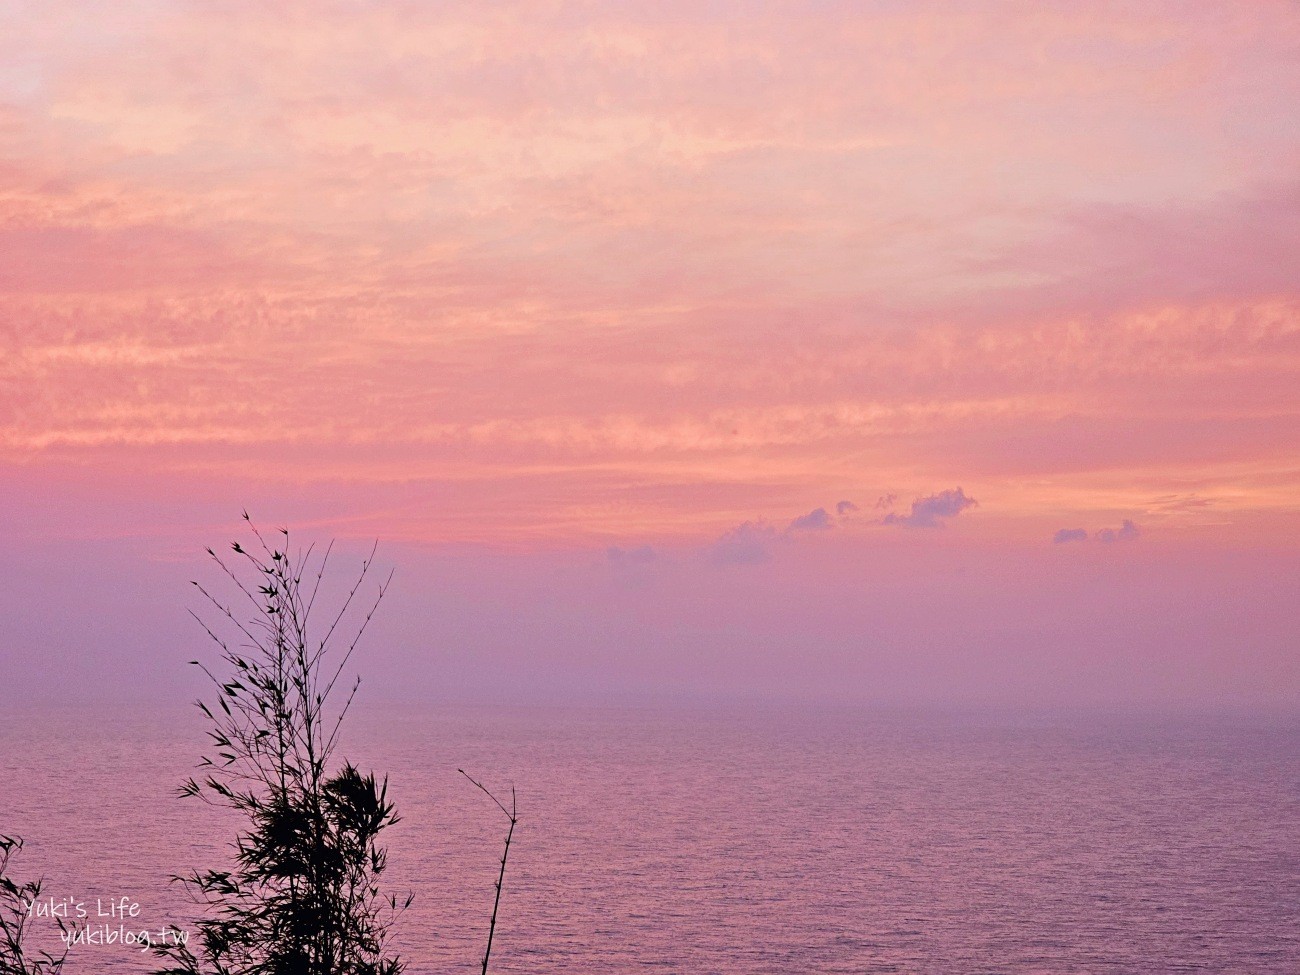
[2,704,1297,973]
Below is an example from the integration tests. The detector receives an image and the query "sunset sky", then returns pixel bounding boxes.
[2,2,1297,708]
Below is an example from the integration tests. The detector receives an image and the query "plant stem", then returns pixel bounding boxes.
[459,772,518,975]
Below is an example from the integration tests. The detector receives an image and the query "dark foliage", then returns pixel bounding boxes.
[0,835,78,974]
[155,515,410,975]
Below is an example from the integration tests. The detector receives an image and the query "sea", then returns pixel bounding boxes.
[2,703,1297,974]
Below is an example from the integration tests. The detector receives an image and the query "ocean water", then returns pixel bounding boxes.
[1,703,1297,974]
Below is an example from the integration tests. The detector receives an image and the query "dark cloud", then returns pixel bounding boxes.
[835,500,858,516]
[883,488,977,529]
[788,507,833,532]
[1053,528,1088,544]
[1096,519,1141,544]
[874,493,897,510]
[710,521,777,565]
[607,544,656,565]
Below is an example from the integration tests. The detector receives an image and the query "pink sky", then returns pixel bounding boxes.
[2,2,1297,708]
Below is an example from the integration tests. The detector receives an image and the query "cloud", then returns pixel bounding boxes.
[710,521,777,564]
[0,3,1294,553]
[883,488,977,529]
[1096,519,1141,544]
[835,500,858,516]
[874,494,897,510]
[607,544,656,565]
[1053,528,1088,544]
[976,183,1300,319]
[1151,495,1214,512]
[788,507,833,532]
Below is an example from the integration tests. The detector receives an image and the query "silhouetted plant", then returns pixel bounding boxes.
[154,514,411,975]
[0,835,78,974]
[458,772,517,975]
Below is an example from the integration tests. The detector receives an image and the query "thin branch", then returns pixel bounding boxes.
[460,771,518,975]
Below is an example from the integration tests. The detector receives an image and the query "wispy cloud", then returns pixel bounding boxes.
[0,2,1294,549]
[1150,495,1214,512]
